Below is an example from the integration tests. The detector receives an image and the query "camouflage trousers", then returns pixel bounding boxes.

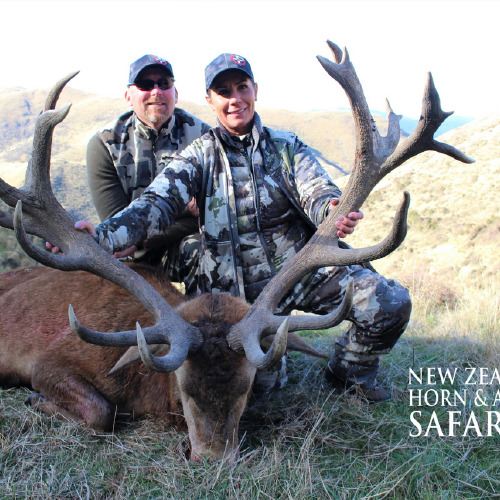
[162,233,201,295]
[276,264,412,386]
[163,233,288,395]
[164,235,411,389]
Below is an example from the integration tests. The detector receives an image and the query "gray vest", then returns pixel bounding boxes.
[98,108,211,202]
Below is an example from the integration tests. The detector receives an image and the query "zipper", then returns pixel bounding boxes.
[248,147,276,275]
[151,134,158,178]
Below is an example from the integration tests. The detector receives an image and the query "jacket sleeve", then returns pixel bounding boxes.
[94,142,204,254]
[86,133,129,221]
[292,136,342,227]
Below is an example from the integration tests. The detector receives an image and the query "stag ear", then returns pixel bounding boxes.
[260,333,328,359]
[107,345,169,376]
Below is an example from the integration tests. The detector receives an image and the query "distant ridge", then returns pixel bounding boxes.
[0,85,376,220]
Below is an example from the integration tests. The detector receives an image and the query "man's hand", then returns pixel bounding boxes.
[75,221,137,258]
[112,246,138,259]
[329,198,364,238]
[46,220,139,258]
[74,220,96,235]
[187,197,199,217]
[45,220,97,254]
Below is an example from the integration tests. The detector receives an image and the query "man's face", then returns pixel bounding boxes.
[206,70,258,136]
[125,67,178,130]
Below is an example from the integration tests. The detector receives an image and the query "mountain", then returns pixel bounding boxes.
[390,113,472,137]
[0,85,399,221]
[0,85,498,282]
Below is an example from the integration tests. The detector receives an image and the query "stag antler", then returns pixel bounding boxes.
[0,73,80,234]
[0,74,203,372]
[227,40,474,369]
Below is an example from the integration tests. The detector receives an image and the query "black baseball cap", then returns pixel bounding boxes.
[129,55,174,84]
[205,53,254,91]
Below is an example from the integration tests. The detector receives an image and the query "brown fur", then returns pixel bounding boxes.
[0,262,326,459]
[0,264,184,426]
[0,263,253,454]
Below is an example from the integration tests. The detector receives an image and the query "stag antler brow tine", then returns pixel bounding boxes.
[2,74,203,371]
[228,40,474,369]
[136,323,190,372]
[242,317,290,370]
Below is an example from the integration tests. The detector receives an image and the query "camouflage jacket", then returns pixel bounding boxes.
[87,107,211,221]
[95,114,342,298]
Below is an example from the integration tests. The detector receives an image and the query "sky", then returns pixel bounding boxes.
[1,0,499,120]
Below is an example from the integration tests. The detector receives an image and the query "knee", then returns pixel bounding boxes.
[350,275,411,331]
[374,278,412,334]
[387,279,411,321]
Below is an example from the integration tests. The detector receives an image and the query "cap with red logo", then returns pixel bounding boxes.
[128,55,174,84]
[205,53,254,91]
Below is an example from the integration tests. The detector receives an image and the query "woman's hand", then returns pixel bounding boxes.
[187,197,199,217]
[329,198,364,238]
[45,220,96,254]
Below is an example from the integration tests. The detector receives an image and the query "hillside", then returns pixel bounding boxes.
[0,84,396,221]
[335,114,500,291]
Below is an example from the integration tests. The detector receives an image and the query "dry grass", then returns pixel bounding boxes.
[1,93,498,498]
[1,275,500,498]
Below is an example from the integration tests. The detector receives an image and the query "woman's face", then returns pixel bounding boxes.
[206,69,258,136]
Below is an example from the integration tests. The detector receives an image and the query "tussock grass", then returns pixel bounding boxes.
[2,277,500,499]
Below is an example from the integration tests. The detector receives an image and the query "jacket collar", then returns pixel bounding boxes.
[215,112,264,147]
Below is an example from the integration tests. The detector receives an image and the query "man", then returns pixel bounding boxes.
[86,54,210,265]
[74,53,411,401]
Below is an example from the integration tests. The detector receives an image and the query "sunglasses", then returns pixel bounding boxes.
[130,77,175,91]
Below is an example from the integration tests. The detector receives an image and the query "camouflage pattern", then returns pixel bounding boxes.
[276,264,411,385]
[95,113,340,299]
[94,113,411,384]
[205,53,254,91]
[163,232,200,295]
[95,108,211,205]
[88,107,210,266]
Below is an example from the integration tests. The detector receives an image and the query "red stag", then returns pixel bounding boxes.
[0,42,473,460]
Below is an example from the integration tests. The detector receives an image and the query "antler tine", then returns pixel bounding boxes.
[229,279,355,370]
[69,309,191,372]
[44,71,80,111]
[0,210,13,230]
[0,182,18,231]
[384,73,475,171]
[326,40,343,64]
[0,105,73,237]
[14,195,202,368]
[136,322,191,372]
[1,74,203,372]
[228,40,474,370]
[26,104,73,195]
